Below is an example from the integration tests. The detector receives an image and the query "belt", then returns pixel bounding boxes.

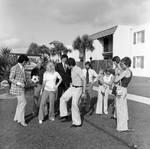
[72,85,82,88]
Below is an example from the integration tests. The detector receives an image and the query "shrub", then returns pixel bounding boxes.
[0,48,17,82]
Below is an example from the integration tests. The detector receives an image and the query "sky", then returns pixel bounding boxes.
[0,0,150,53]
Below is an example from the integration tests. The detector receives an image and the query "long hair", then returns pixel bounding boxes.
[46,61,55,72]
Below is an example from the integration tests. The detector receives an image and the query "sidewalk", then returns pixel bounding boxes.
[93,86,150,105]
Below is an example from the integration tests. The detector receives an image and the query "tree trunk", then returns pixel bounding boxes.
[83,50,86,69]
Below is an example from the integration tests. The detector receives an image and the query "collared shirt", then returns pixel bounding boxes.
[18,63,26,82]
[62,62,67,70]
[82,68,98,83]
[62,62,65,67]
[18,63,23,70]
[71,65,84,86]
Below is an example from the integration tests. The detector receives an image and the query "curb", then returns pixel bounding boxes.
[93,86,150,106]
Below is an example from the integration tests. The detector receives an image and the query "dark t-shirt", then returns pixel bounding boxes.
[121,71,132,87]
[31,66,45,84]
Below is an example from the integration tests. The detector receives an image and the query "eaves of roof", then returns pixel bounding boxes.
[89,26,118,40]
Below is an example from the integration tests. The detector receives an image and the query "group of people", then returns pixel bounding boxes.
[95,56,133,132]
[9,54,133,132]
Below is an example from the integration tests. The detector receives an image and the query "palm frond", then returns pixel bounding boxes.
[72,36,82,51]
[0,53,17,82]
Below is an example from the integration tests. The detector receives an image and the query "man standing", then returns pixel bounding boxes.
[82,61,98,112]
[55,54,71,114]
[31,59,45,116]
[59,58,86,127]
[9,54,29,127]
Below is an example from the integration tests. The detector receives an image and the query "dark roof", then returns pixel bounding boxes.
[49,40,63,45]
[89,26,118,40]
[9,53,40,57]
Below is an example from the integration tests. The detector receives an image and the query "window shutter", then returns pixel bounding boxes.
[133,57,135,68]
[141,56,144,68]
[133,33,136,44]
[142,30,145,43]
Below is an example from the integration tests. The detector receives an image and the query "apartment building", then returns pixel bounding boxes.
[88,22,150,77]
[130,22,150,77]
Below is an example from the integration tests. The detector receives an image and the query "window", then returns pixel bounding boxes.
[133,30,145,44]
[133,56,144,69]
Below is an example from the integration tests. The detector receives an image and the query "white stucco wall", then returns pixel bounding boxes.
[85,39,103,61]
[113,25,131,59]
[90,39,103,60]
[130,22,150,77]
[67,49,80,62]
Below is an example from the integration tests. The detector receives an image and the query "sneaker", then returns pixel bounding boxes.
[14,119,18,123]
[49,117,55,121]
[101,91,105,96]
[39,120,43,124]
[20,122,28,127]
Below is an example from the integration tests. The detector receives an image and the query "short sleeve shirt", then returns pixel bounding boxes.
[104,74,113,83]
[43,71,61,91]
[71,65,84,86]
[82,68,98,83]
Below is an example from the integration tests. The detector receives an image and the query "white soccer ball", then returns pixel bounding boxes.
[31,75,39,83]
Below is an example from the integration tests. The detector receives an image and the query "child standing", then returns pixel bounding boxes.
[95,67,114,115]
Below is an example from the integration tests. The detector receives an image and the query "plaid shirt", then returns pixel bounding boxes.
[9,63,26,96]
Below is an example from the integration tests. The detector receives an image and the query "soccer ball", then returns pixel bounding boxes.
[31,75,39,83]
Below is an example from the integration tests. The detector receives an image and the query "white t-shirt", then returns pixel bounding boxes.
[43,71,61,91]
[103,74,113,83]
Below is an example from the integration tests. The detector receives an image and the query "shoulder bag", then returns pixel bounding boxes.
[116,80,123,96]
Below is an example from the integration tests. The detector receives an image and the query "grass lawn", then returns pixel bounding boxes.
[1,88,150,148]
[0,77,150,149]
[0,89,144,149]
[94,76,150,98]
[128,76,150,98]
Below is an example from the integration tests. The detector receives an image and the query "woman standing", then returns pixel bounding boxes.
[38,62,62,124]
[114,57,133,132]
[96,66,114,115]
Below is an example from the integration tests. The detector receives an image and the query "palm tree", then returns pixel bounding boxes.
[0,47,11,58]
[72,34,94,68]
[0,47,17,82]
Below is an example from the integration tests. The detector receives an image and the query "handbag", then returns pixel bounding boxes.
[116,80,123,96]
[111,85,117,95]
